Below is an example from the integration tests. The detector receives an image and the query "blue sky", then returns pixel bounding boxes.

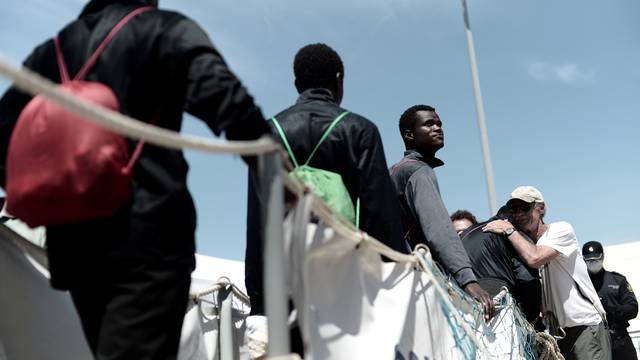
[1,0,639,260]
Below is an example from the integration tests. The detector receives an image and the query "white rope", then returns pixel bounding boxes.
[192,277,251,306]
[0,56,280,155]
[492,287,509,304]
[0,55,419,265]
[282,174,418,265]
[0,54,418,264]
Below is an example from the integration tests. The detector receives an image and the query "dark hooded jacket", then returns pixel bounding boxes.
[389,150,476,287]
[0,0,269,289]
[460,217,541,321]
[245,88,406,314]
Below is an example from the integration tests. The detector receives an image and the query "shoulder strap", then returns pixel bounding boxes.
[53,36,71,84]
[557,262,607,323]
[305,111,350,166]
[69,6,154,81]
[573,278,607,323]
[270,117,299,168]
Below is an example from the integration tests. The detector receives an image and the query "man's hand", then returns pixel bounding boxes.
[464,282,495,321]
[482,219,514,235]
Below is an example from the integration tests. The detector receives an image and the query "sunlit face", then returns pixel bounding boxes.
[508,199,544,235]
[453,218,473,236]
[406,110,444,156]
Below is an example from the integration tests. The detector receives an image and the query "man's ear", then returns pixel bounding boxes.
[403,129,414,143]
[537,202,546,217]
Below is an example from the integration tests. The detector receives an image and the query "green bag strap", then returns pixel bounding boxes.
[304,111,350,166]
[355,197,360,228]
[271,117,300,168]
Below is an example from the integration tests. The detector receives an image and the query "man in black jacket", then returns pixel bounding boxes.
[0,0,269,358]
[460,206,541,322]
[583,241,638,360]
[245,43,406,315]
[389,104,494,319]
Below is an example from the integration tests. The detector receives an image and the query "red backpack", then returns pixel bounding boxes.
[5,6,153,227]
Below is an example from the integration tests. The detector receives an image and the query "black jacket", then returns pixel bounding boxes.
[0,0,269,289]
[389,150,476,287]
[590,269,638,335]
[246,88,405,314]
[460,219,541,321]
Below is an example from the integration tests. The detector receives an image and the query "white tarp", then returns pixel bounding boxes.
[0,227,92,360]
[285,196,535,360]
[0,222,249,360]
[177,294,251,360]
[298,233,467,359]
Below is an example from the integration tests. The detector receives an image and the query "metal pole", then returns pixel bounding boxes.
[460,0,498,215]
[258,152,290,357]
[217,286,236,360]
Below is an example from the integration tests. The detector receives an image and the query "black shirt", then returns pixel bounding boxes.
[460,219,541,321]
[589,269,638,335]
[245,88,405,314]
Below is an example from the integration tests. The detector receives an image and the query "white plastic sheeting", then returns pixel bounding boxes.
[0,226,92,360]
[177,290,251,360]
[284,196,536,360]
[0,222,248,360]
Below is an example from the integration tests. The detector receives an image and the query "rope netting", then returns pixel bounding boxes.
[417,246,546,359]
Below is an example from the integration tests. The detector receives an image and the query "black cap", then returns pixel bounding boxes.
[582,241,604,260]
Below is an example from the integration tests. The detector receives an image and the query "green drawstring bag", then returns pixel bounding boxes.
[272,111,359,226]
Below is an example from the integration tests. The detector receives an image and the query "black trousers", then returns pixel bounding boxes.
[612,333,638,360]
[68,259,192,360]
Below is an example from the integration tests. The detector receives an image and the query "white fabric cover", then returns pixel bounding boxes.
[177,297,250,360]
[285,196,535,360]
[0,230,92,360]
[284,197,465,359]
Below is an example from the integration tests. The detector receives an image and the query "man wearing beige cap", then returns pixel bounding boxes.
[483,186,611,360]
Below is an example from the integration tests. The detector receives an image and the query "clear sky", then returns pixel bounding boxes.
[1,0,639,260]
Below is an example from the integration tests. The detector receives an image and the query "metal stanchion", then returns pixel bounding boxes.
[259,152,291,358]
[217,286,235,360]
[460,0,498,215]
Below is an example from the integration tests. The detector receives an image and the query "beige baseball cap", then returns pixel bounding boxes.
[510,186,544,203]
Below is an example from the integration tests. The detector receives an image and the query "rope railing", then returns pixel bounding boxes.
[282,175,418,264]
[191,277,251,307]
[0,57,279,155]
[0,56,421,266]
[0,56,485,356]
